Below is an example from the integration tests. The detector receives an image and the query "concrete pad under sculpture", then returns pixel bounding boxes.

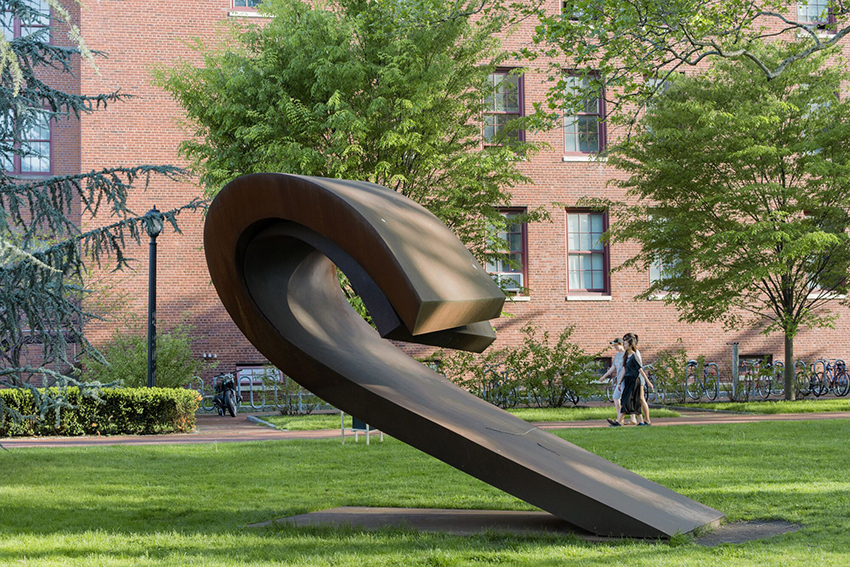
[204,173,724,538]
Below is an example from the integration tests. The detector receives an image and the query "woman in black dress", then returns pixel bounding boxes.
[609,333,650,427]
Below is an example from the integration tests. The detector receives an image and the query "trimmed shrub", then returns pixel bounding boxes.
[0,387,200,437]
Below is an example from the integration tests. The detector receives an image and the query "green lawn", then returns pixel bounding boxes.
[1,420,849,565]
[682,398,850,414]
[264,406,682,431]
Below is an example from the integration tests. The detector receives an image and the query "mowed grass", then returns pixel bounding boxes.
[1,420,850,565]
[683,398,850,414]
[264,406,682,431]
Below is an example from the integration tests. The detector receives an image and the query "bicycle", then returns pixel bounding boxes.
[735,360,761,401]
[811,359,850,398]
[795,360,813,399]
[685,360,720,401]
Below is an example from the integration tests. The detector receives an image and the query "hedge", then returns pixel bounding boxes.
[0,387,200,437]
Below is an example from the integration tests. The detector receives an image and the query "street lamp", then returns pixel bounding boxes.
[145,206,163,388]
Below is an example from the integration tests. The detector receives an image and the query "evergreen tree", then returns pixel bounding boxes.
[0,0,203,424]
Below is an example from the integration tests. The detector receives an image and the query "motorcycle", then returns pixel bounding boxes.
[212,373,241,417]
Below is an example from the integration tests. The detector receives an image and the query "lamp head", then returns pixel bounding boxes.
[145,206,163,238]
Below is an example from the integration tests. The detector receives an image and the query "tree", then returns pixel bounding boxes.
[0,0,203,423]
[157,0,545,266]
[588,43,850,400]
[525,0,850,125]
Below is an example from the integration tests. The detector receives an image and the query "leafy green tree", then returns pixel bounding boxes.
[157,0,544,265]
[82,323,214,389]
[524,0,850,125]
[0,0,203,423]
[590,44,850,400]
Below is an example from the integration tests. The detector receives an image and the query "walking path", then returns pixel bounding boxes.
[3,410,849,449]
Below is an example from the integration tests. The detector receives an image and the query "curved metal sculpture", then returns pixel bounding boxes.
[204,173,723,538]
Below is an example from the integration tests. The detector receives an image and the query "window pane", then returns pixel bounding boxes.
[590,214,603,234]
[591,253,603,271]
[508,232,522,251]
[505,253,522,273]
[2,13,13,42]
[799,0,828,22]
[583,92,599,114]
[582,268,592,290]
[568,255,581,289]
[579,214,589,233]
[0,151,12,172]
[592,270,603,290]
[649,260,662,282]
[483,115,496,143]
[23,112,49,140]
[21,141,49,172]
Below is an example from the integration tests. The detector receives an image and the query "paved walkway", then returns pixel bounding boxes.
[2,410,849,449]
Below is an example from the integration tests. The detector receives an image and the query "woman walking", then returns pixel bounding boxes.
[600,338,628,421]
[609,333,651,427]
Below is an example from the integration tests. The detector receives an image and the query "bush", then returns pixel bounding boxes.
[0,387,200,437]
[652,341,691,404]
[83,323,214,388]
[442,325,601,408]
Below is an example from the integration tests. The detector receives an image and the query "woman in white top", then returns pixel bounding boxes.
[599,338,627,419]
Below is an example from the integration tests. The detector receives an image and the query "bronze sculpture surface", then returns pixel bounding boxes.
[204,173,724,538]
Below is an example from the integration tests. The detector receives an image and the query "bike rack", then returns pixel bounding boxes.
[238,376,266,410]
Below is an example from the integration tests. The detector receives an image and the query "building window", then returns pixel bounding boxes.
[798,0,834,28]
[486,209,527,292]
[484,70,523,145]
[233,0,262,8]
[2,0,50,40]
[567,211,608,293]
[564,74,604,153]
[3,110,51,174]
[649,258,679,291]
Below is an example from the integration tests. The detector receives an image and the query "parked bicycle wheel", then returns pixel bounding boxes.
[834,360,850,397]
[685,361,701,401]
[644,365,658,403]
[604,377,615,403]
[811,361,829,397]
[703,363,719,401]
[812,371,827,398]
[226,389,237,417]
[758,371,772,400]
[771,361,785,398]
[795,361,811,398]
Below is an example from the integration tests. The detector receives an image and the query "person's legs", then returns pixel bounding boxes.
[640,383,651,424]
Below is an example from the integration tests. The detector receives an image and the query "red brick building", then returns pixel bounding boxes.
[33,0,850,382]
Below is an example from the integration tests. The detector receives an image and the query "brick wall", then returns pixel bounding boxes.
[70,0,850,382]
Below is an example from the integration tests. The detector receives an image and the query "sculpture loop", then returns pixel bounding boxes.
[205,173,724,537]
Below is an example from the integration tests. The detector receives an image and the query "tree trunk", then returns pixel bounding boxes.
[784,333,795,401]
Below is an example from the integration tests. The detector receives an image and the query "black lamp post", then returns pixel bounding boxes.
[145,206,163,388]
